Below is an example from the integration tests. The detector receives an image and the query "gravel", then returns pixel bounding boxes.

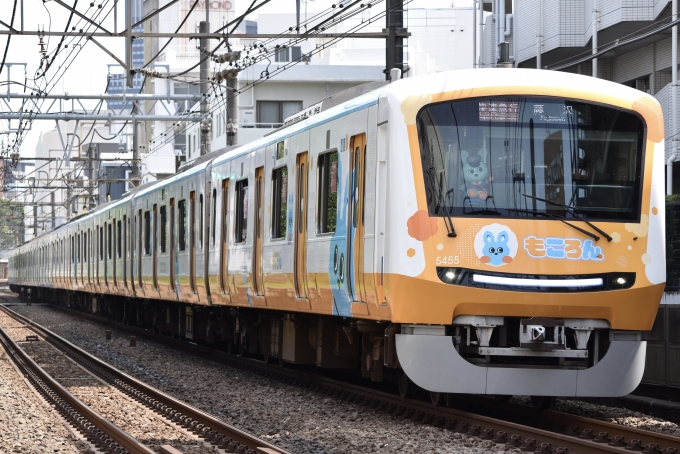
[0,328,89,453]
[0,310,221,454]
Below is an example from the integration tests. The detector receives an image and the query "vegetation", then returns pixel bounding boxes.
[0,200,24,250]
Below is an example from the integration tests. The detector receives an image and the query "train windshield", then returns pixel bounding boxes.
[417,96,645,222]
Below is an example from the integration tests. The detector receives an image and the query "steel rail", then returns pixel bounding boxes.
[0,318,154,454]
[42,303,680,454]
[0,304,291,454]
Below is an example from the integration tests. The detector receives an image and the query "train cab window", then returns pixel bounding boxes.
[117,220,122,258]
[235,179,248,243]
[317,151,338,233]
[416,96,645,221]
[199,193,204,249]
[271,166,288,239]
[178,200,187,251]
[144,211,151,255]
[160,206,167,253]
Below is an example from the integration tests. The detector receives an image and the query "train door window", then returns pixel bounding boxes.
[108,223,112,259]
[211,188,217,246]
[199,193,204,249]
[160,206,167,253]
[317,151,338,233]
[83,232,87,263]
[144,210,151,255]
[271,166,288,239]
[117,220,122,258]
[178,199,187,251]
[99,226,104,260]
[235,179,248,243]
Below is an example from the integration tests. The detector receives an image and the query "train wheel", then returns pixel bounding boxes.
[397,369,414,399]
[430,392,445,406]
[530,396,555,411]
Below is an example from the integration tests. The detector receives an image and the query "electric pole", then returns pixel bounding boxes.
[200,21,211,156]
[385,0,404,80]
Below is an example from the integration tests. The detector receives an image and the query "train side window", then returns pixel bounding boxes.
[199,193,204,249]
[235,179,248,243]
[271,166,288,239]
[160,206,167,253]
[107,223,112,259]
[144,211,151,255]
[317,151,338,233]
[99,226,104,260]
[117,220,122,258]
[178,200,187,251]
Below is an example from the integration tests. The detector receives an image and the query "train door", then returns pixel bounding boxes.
[347,134,367,302]
[220,180,229,293]
[170,198,176,291]
[153,204,158,290]
[294,153,309,299]
[253,167,264,296]
[190,191,196,293]
[138,210,143,290]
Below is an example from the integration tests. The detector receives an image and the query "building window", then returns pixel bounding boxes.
[178,199,187,251]
[160,205,167,253]
[275,46,302,62]
[235,179,248,243]
[125,170,133,192]
[271,166,288,239]
[317,151,338,233]
[257,101,302,127]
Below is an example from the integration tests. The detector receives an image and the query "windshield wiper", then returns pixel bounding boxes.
[507,208,600,241]
[521,194,613,242]
[425,166,457,237]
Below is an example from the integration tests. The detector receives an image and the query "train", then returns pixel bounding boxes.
[9,68,666,401]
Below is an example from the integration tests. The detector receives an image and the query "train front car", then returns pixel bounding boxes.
[386,69,665,397]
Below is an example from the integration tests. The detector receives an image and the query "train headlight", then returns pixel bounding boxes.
[607,272,636,290]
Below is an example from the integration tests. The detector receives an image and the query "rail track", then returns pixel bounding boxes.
[0,304,290,454]
[7,300,680,454]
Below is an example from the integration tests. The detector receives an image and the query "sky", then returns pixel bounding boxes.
[0,0,473,157]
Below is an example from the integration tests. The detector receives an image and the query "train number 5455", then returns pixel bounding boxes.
[435,256,460,265]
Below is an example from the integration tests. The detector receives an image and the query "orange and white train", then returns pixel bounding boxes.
[9,69,666,399]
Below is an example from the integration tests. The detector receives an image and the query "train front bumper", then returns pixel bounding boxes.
[395,330,645,396]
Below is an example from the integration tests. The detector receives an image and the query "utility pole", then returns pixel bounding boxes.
[227,78,238,146]
[132,113,140,185]
[50,192,55,230]
[200,21,211,155]
[87,144,98,210]
[385,0,404,80]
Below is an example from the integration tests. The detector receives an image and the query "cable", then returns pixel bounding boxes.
[0,0,18,77]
